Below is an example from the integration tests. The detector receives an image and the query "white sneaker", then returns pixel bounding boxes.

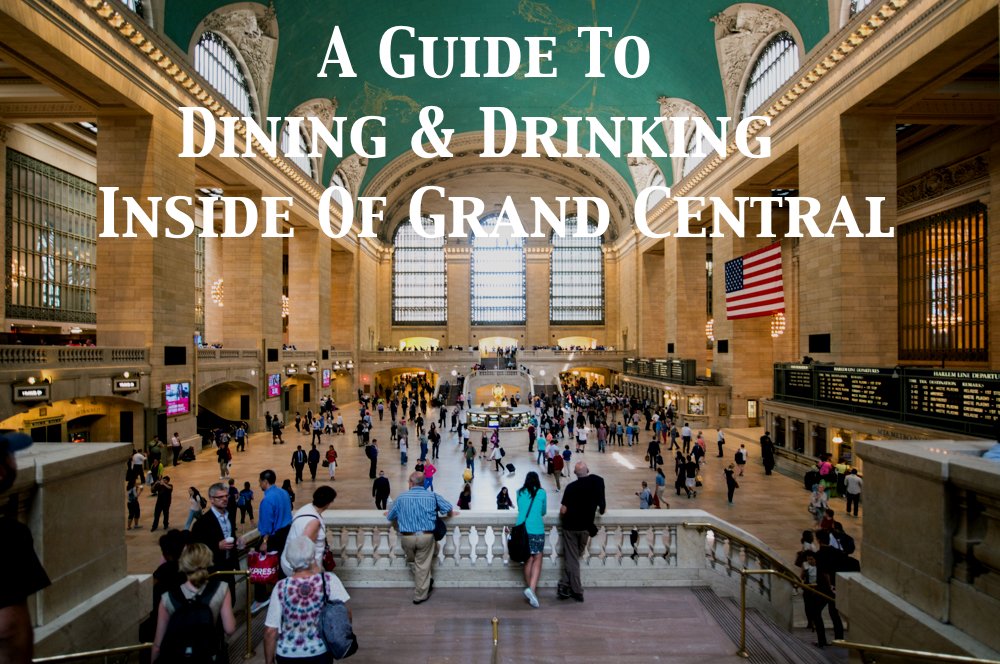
[250,599,270,614]
[523,587,539,608]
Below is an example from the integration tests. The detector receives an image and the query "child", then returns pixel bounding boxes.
[561,445,572,477]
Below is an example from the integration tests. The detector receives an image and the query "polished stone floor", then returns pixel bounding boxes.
[126,401,864,576]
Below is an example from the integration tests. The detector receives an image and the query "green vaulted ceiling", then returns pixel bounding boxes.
[163,0,829,194]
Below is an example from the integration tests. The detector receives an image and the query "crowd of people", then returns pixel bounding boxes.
[109,375,866,660]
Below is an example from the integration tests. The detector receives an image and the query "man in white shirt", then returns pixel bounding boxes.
[681,423,693,454]
[130,450,146,484]
[169,432,182,466]
[844,469,863,517]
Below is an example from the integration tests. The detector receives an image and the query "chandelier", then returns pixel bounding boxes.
[705,318,714,341]
[210,278,224,307]
[770,312,786,338]
[281,294,290,318]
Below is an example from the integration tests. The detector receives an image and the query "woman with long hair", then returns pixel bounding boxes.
[152,543,236,662]
[515,471,547,608]
[184,487,203,530]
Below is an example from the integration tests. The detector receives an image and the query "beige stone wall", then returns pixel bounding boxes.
[639,246,666,356]
[329,249,356,349]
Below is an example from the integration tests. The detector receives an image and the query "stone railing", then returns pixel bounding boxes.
[0,345,148,368]
[323,509,794,625]
[519,349,629,359]
[469,369,524,378]
[196,348,260,361]
[329,350,353,359]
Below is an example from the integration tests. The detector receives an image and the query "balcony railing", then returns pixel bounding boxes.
[196,348,260,360]
[0,345,148,368]
[323,510,792,623]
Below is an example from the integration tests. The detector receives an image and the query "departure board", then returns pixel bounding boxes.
[772,364,999,437]
[904,369,1000,432]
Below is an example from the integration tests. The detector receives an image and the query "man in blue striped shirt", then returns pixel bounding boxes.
[386,472,455,604]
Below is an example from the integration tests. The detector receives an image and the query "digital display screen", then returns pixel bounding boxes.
[267,373,281,398]
[164,381,190,415]
[322,369,331,388]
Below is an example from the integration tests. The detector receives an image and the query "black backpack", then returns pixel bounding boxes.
[160,581,222,662]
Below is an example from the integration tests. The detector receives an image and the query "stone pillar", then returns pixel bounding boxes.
[219,191,283,352]
[446,246,471,346]
[96,112,196,438]
[287,228,331,350]
[329,249,355,349]
[797,114,897,364]
[525,247,550,347]
[604,247,621,348]
[639,244,665,357]
[710,194,774,428]
[664,236,708,368]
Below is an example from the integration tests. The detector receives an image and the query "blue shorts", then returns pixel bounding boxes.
[528,533,545,555]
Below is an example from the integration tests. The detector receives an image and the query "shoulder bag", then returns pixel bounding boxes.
[507,492,537,564]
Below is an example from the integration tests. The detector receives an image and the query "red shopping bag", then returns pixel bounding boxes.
[248,551,279,585]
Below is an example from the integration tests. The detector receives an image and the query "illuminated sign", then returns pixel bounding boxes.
[14,384,49,403]
[113,378,140,393]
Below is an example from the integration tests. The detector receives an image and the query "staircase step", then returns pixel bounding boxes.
[692,586,846,664]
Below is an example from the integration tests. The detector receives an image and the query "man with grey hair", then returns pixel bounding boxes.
[557,461,606,602]
[386,472,455,604]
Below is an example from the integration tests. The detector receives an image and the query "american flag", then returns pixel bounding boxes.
[724,242,784,320]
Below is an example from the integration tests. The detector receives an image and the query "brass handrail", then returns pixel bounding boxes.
[737,569,835,658]
[32,643,152,663]
[208,569,255,660]
[682,521,800,579]
[832,640,1000,664]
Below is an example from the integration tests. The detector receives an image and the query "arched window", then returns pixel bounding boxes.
[193,31,254,118]
[850,0,875,15]
[471,213,525,325]
[646,171,667,211]
[740,31,799,119]
[550,217,603,324]
[280,122,315,179]
[118,0,144,17]
[393,220,446,324]
[683,125,715,178]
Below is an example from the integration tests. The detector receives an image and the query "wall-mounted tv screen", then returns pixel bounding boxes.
[322,369,331,388]
[267,373,281,398]
[164,381,190,416]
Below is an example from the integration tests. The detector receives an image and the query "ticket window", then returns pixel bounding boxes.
[746,399,759,427]
[791,420,805,454]
[774,416,786,447]
[813,425,828,459]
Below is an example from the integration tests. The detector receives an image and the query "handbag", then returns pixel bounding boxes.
[433,516,447,541]
[507,492,537,564]
[248,551,279,585]
[312,574,358,660]
[323,548,337,571]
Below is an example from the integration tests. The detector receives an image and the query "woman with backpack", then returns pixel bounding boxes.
[152,543,235,663]
[264,536,355,664]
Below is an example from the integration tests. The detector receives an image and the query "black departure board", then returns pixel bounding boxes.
[772,364,999,437]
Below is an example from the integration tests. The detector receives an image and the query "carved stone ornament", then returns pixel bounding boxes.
[336,154,370,198]
[897,154,988,208]
[711,4,788,115]
[200,3,279,117]
[290,98,338,130]
[626,155,660,192]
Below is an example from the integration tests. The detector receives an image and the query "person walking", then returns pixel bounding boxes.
[366,439,379,479]
[636,481,653,509]
[238,481,255,524]
[306,444,320,481]
[325,445,338,480]
[844,469,863,516]
[724,464,739,504]
[290,446,306,484]
[716,429,725,458]
[735,444,748,477]
[126,477,143,530]
[372,471,391,510]
[516,471,547,608]
[386,472,456,604]
[557,462,606,602]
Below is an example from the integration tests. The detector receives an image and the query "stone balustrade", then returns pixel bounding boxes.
[196,348,260,361]
[0,345,148,368]
[321,509,792,625]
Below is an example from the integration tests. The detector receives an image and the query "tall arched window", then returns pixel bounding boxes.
[850,0,875,15]
[193,31,255,118]
[280,122,315,179]
[740,32,799,119]
[118,0,144,17]
[471,213,525,325]
[393,220,446,324]
[550,217,603,324]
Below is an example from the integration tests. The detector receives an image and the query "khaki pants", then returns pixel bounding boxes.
[559,529,589,596]
[401,532,436,601]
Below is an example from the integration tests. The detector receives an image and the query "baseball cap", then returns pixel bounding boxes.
[0,433,33,453]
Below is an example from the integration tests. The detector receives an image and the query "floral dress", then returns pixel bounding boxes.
[264,572,350,659]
